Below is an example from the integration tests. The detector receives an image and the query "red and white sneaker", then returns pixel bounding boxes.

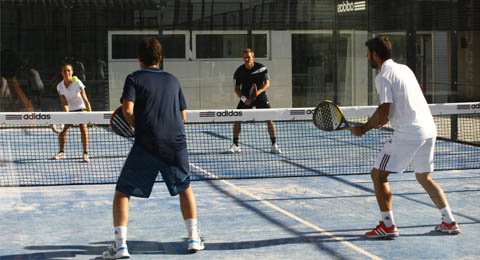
[365,221,399,239]
[435,221,461,235]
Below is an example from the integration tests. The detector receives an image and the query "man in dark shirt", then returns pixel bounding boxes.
[228,48,281,154]
[102,38,204,259]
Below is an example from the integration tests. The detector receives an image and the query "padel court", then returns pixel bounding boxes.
[1,105,479,259]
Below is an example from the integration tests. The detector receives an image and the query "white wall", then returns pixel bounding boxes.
[108,31,292,110]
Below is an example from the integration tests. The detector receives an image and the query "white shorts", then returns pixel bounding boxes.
[374,136,435,173]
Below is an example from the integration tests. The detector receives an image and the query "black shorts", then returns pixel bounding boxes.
[236,97,271,109]
[116,142,191,198]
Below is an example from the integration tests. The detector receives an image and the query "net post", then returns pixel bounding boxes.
[451,114,458,141]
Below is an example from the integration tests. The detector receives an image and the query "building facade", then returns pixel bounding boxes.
[1,0,479,111]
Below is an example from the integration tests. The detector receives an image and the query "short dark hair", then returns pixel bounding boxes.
[365,35,392,60]
[137,38,162,66]
[242,48,254,56]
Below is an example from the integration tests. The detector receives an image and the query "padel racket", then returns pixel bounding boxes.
[313,100,349,131]
[110,106,135,138]
[51,124,65,134]
[249,83,258,101]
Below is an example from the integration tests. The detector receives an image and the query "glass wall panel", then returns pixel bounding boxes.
[416,33,433,102]
[0,0,479,112]
[337,31,369,106]
[292,33,334,107]
[1,4,68,112]
[457,31,480,101]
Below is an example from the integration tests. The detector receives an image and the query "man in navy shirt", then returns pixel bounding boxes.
[103,38,204,259]
[227,48,281,154]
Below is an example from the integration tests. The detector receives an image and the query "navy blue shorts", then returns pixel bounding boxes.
[116,142,191,198]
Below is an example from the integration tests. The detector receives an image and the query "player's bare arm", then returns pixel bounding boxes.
[60,95,69,112]
[181,110,186,124]
[349,103,390,136]
[80,90,92,112]
[257,80,270,95]
[122,99,135,127]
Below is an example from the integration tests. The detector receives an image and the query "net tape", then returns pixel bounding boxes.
[1,103,479,186]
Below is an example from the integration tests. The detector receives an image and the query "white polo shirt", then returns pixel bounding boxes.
[56,80,86,111]
[375,59,436,140]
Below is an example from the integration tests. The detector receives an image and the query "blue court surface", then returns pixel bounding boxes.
[2,121,479,186]
[1,168,479,260]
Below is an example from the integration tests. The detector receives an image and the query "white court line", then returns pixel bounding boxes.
[190,163,382,260]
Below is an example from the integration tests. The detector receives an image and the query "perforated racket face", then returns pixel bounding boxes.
[110,106,135,138]
[313,101,343,131]
[51,124,65,134]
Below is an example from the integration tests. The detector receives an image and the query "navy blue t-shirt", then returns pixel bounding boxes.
[121,68,187,162]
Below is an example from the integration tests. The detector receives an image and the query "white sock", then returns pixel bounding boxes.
[185,218,199,239]
[440,206,455,224]
[381,211,395,227]
[114,226,127,249]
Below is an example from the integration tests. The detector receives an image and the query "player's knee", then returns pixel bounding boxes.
[180,184,193,196]
[371,168,389,183]
[234,122,241,130]
[114,190,130,201]
[415,172,431,186]
[61,125,71,134]
[79,124,88,131]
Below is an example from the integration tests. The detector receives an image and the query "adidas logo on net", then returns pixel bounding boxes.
[471,103,480,109]
[215,110,243,117]
[23,113,51,120]
[459,103,480,110]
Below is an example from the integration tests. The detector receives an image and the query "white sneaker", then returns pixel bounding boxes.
[52,152,65,160]
[227,144,241,153]
[271,143,281,154]
[187,237,205,253]
[102,243,130,259]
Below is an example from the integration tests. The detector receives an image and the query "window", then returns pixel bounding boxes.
[194,32,268,59]
[111,32,186,59]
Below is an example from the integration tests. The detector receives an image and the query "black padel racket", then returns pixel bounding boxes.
[110,106,135,138]
[312,100,349,131]
[249,83,258,101]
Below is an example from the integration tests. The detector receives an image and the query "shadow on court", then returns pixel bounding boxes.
[1,225,469,260]
[0,236,369,260]
[1,236,362,260]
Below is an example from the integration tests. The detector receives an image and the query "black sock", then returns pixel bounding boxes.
[270,137,276,145]
[233,138,239,146]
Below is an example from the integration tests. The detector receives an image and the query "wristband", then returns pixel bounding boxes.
[240,96,247,103]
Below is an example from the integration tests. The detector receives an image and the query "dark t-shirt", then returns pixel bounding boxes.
[121,68,187,162]
[233,62,270,100]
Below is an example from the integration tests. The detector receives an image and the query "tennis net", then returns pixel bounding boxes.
[1,103,479,186]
